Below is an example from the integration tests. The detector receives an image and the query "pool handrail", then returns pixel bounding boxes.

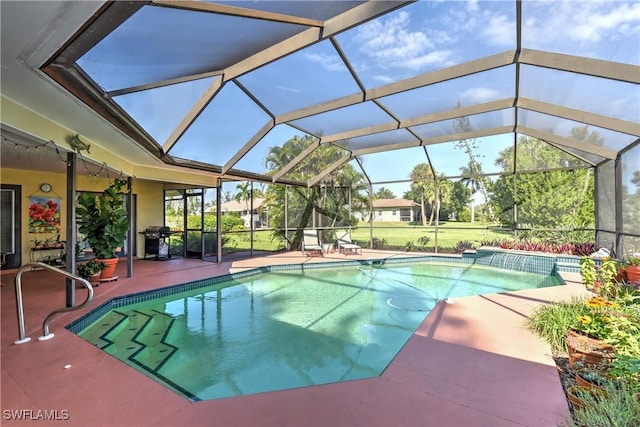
[14,262,94,344]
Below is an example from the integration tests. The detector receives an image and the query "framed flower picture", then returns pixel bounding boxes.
[28,196,61,233]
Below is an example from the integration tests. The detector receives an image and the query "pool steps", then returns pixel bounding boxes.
[81,309,178,372]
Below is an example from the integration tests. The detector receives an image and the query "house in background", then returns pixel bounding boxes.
[355,199,421,222]
[215,198,268,229]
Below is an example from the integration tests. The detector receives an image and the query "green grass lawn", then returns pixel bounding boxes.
[173,220,514,253]
[349,221,513,251]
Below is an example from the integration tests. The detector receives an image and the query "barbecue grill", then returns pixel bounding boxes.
[143,226,175,260]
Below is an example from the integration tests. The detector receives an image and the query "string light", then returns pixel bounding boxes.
[2,134,126,181]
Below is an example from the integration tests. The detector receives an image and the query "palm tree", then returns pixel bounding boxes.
[263,134,364,247]
[459,163,480,223]
[434,178,454,225]
[409,163,434,226]
[235,181,251,215]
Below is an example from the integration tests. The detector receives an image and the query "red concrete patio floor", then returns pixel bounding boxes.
[1,251,586,426]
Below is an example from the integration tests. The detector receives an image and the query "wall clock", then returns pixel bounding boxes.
[39,183,52,193]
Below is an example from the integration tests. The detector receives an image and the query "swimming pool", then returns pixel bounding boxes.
[71,257,562,401]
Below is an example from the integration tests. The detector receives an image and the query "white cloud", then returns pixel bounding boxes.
[524,1,640,46]
[354,11,442,71]
[303,52,344,72]
[460,87,502,104]
[276,86,301,94]
[480,12,516,47]
[572,2,640,42]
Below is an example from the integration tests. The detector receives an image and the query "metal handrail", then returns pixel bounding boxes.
[14,262,94,344]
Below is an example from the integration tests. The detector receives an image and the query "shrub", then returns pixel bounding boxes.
[565,379,640,427]
[526,297,591,354]
[371,237,387,249]
[453,240,475,253]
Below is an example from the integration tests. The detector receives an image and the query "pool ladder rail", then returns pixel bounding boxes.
[13,262,94,344]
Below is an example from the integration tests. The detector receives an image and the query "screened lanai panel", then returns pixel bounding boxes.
[358,146,429,184]
[514,169,595,230]
[289,101,394,136]
[336,129,419,151]
[113,77,216,145]
[371,183,412,200]
[210,1,365,20]
[425,135,513,177]
[77,5,309,91]
[237,40,361,116]
[545,144,607,168]
[280,143,350,183]
[622,144,640,234]
[518,110,634,155]
[411,110,514,142]
[514,136,593,172]
[335,0,516,89]
[377,66,515,120]
[233,125,309,175]
[169,82,270,166]
[519,65,640,124]
[597,160,616,233]
[521,1,640,65]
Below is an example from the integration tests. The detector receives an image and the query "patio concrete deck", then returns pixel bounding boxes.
[1,250,585,426]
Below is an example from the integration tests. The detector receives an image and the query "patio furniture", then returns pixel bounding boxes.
[302,229,324,257]
[336,230,362,255]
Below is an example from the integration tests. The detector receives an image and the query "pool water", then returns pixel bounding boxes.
[77,261,561,401]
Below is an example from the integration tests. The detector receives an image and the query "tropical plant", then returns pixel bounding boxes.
[409,163,434,227]
[580,257,620,295]
[76,178,129,260]
[77,259,105,279]
[262,134,365,248]
[374,187,395,199]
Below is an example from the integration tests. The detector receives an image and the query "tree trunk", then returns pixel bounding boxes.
[420,194,427,226]
[470,199,475,223]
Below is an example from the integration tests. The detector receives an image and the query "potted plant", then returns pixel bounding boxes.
[573,360,612,391]
[77,259,106,285]
[579,256,619,296]
[622,253,640,284]
[76,178,129,280]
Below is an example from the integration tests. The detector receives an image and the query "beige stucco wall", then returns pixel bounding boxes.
[0,167,163,265]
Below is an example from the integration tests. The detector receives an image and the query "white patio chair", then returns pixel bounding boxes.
[301,229,324,257]
[336,230,362,255]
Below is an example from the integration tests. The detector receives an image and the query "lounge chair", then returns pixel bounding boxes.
[336,230,362,255]
[301,229,324,257]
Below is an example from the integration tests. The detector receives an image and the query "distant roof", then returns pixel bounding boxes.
[211,198,266,212]
[372,199,419,208]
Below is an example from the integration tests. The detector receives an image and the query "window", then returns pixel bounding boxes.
[392,210,396,215]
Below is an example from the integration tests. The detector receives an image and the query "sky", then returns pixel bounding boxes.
[78,0,639,199]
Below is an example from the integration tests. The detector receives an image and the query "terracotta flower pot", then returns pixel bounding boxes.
[574,367,610,392]
[566,385,604,410]
[566,330,615,368]
[99,257,119,280]
[88,272,101,286]
[626,265,640,284]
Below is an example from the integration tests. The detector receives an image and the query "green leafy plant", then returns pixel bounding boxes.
[526,297,591,354]
[76,178,130,259]
[77,259,105,279]
[622,254,640,266]
[571,296,640,358]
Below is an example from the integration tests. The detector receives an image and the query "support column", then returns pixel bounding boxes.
[65,152,76,307]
